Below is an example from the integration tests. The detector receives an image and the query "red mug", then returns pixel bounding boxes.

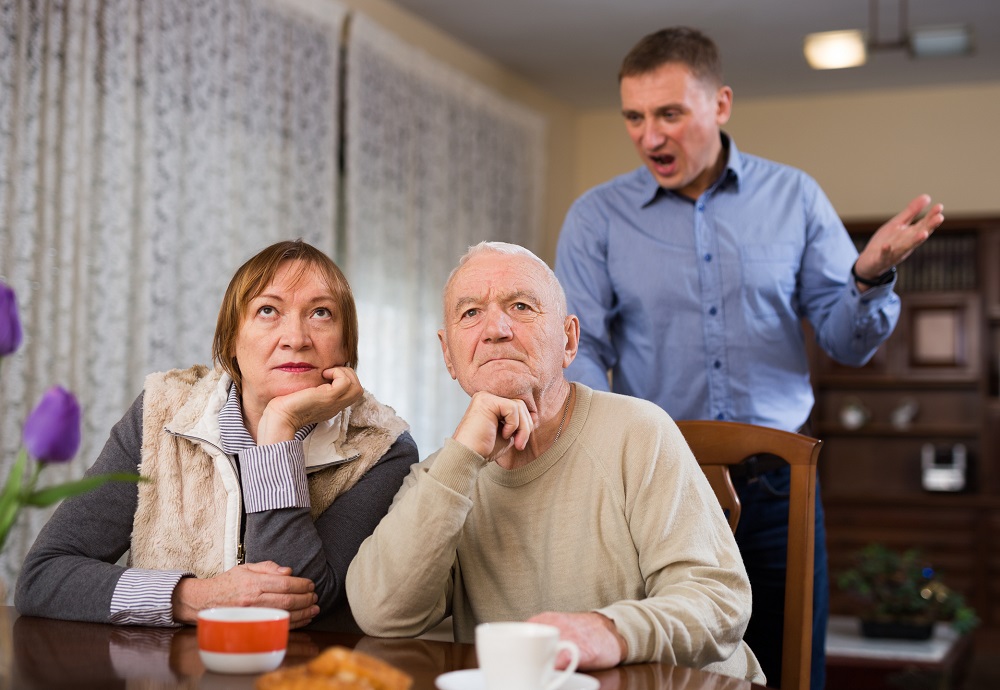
[197,607,290,674]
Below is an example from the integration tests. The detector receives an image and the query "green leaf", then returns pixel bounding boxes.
[22,473,146,508]
[0,449,29,550]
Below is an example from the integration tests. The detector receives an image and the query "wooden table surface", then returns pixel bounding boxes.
[0,606,767,690]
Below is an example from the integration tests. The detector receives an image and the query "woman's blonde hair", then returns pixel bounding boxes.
[212,240,358,395]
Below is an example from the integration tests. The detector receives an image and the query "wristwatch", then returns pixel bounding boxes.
[852,263,896,287]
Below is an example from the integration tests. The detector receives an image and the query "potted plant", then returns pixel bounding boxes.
[837,543,979,640]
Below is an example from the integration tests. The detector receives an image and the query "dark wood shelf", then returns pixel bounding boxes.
[824,494,1000,510]
[815,423,980,438]
[817,216,1000,629]
[814,377,981,390]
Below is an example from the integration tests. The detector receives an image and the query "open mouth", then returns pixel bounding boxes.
[650,153,675,166]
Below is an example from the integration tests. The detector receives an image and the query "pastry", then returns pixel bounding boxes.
[256,646,412,690]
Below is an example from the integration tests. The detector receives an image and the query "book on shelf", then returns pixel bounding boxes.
[853,231,977,292]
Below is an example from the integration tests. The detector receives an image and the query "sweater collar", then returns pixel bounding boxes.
[482,383,592,487]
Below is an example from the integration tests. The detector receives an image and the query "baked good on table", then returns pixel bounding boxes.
[256,646,413,690]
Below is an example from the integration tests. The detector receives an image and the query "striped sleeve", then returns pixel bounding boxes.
[239,440,311,512]
[109,569,191,626]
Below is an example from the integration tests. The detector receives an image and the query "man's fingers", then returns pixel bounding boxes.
[499,399,533,450]
[498,400,522,439]
[893,194,932,226]
[916,203,944,234]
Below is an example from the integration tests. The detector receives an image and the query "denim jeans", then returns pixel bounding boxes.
[734,465,828,690]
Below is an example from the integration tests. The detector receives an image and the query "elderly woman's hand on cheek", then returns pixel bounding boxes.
[256,367,364,445]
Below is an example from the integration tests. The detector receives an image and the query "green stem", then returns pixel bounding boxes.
[0,450,30,553]
[24,461,42,498]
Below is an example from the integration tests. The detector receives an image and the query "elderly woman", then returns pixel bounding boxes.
[16,240,418,630]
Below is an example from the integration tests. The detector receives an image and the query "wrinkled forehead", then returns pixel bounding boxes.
[444,252,561,316]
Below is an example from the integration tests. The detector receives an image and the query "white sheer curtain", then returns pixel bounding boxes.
[0,0,344,593]
[344,15,547,459]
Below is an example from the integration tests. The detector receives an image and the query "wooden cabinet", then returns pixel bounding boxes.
[811,218,1000,627]
[814,293,981,384]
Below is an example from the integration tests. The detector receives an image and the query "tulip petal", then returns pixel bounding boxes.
[0,282,23,356]
[23,387,82,463]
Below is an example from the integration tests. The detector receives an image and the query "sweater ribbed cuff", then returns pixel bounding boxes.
[427,438,489,496]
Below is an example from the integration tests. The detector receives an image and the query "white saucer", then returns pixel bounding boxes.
[435,668,600,690]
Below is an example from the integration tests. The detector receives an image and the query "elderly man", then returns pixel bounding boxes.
[346,242,764,682]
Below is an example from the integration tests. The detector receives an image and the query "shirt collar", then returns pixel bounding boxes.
[638,132,743,207]
[218,383,315,454]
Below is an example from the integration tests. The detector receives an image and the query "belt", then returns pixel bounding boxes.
[718,424,811,484]
[727,453,788,482]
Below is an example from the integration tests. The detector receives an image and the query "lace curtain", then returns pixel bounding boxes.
[0,0,343,591]
[344,15,547,457]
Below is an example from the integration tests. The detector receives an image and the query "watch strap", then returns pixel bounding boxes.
[852,263,896,287]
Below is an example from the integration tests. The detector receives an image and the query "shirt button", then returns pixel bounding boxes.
[716,413,725,420]
[714,360,721,369]
[697,203,706,212]
[704,253,712,262]
[709,306,718,316]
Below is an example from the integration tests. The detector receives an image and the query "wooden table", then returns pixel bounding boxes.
[0,606,767,689]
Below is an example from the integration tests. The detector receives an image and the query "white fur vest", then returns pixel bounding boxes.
[129,365,409,578]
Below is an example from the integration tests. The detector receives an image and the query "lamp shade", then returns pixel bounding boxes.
[804,30,867,69]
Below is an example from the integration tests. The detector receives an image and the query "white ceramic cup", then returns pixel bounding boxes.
[197,607,290,674]
[475,622,580,690]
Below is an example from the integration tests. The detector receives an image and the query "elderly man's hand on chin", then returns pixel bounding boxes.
[452,391,537,461]
[527,611,628,671]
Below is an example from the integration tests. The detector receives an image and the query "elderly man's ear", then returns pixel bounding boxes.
[437,329,457,380]
[562,315,580,369]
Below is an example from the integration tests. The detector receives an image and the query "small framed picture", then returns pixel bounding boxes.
[911,308,963,366]
[901,294,981,381]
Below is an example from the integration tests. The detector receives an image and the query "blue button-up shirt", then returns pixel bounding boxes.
[555,136,900,432]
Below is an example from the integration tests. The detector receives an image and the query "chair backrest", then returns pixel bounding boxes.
[676,420,822,690]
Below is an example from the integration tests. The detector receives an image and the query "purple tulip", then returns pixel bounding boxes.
[0,281,23,356]
[23,387,82,463]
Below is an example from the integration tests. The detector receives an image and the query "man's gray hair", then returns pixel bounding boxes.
[443,241,567,319]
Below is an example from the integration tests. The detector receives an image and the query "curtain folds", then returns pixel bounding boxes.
[0,0,344,591]
[344,15,547,457]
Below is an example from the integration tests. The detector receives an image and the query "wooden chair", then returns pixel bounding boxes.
[676,420,822,690]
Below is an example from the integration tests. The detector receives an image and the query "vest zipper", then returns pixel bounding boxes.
[166,429,246,566]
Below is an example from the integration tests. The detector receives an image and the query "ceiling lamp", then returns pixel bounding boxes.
[804,30,868,70]
[804,0,973,70]
[910,25,974,58]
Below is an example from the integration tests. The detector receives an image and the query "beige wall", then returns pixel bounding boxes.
[575,81,1000,223]
[277,0,578,264]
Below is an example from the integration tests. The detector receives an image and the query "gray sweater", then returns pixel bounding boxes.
[15,392,418,630]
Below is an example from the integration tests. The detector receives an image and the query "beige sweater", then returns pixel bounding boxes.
[347,384,764,683]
